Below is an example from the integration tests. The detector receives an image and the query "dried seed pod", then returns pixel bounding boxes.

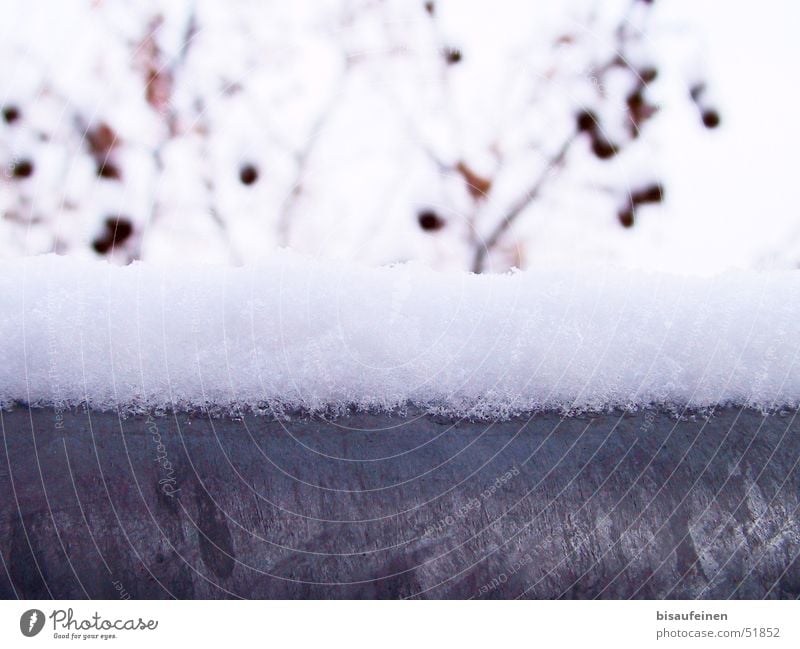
[456,161,492,200]
[93,216,134,254]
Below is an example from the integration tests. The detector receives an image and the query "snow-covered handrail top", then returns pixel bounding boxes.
[1,252,798,418]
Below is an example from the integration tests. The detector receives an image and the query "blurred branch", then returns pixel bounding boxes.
[471,0,658,273]
[142,4,243,264]
[276,68,348,247]
[471,134,575,273]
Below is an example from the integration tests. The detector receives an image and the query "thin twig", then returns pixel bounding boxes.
[472,134,575,273]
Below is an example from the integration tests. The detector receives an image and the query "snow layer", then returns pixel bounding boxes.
[1,253,798,417]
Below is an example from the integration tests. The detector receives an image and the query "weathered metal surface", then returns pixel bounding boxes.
[1,406,798,599]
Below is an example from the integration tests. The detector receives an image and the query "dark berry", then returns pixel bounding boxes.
[701,109,720,129]
[239,163,259,185]
[443,48,462,65]
[86,123,118,156]
[92,216,134,254]
[618,209,634,228]
[2,105,20,124]
[627,89,645,112]
[631,183,664,206]
[626,90,658,135]
[591,138,618,160]
[418,210,445,231]
[639,67,658,84]
[97,160,122,180]
[11,159,33,178]
[576,110,598,133]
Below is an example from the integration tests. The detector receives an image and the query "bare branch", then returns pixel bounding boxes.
[472,134,575,273]
[471,0,659,273]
